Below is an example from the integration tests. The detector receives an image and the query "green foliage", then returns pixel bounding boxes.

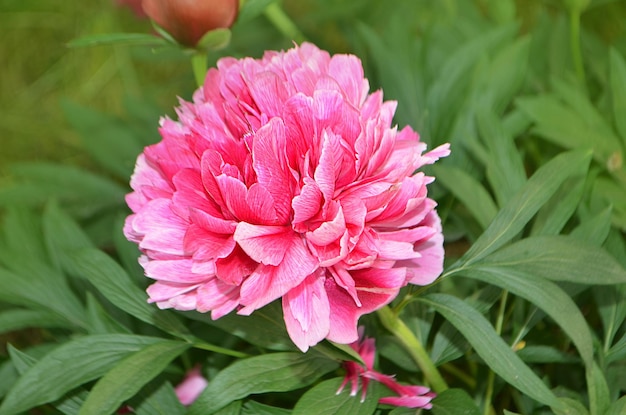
[1,0,626,414]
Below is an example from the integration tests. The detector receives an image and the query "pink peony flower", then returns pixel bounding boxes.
[175,365,208,405]
[124,43,450,352]
[337,328,436,409]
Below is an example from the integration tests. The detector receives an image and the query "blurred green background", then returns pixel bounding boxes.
[1,0,625,173]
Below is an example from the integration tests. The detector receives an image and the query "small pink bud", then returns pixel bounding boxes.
[141,0,238,46]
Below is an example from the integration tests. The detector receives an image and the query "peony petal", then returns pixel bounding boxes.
[238,237,318,314]
[233,223,294,266]
[282,273,331,352]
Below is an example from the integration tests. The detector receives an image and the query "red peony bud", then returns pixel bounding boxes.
[116,0,147,17]
[142,0,238,47]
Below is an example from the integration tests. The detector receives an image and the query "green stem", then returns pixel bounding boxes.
[191,340,249,358]
[377,306,448,392]
[483,290,508,415]
[264,2,306,43]
[191,52,207,88]
[569,8,585,83]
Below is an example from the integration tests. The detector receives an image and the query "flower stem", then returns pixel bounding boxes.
[191,52,207,87]
[264,2,306,43]
[569,8,585,83]
[483,290,508,415]
[377,306,448,393]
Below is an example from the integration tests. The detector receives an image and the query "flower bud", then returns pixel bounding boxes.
[142,0,238,47]
[116,0,147,17]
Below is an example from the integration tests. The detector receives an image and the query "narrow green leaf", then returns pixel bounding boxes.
[85,294,132,335]
[610,48,626,145]
[67,32,169,48]
[69,248,190,337]
[293,378,381,415]
[237,0,276,23]
[419,294,564,410]
[461,268,594,367]
[197,28,231,51]
[62,100,143,180]
[456,149,592,266]
[586,362,610,415]
[593,285,626,350]
[133,381,186,415]
[477,109,527,207]
[186,300,293,351]
[431,388,481,415]
[189,352,338,415]
[531,176,586,236]
[606,332,626,364]
[242,400,291,415]
[605,396,626,415]
[570,206,613,246]
[0,335,163,415]
[432,165,497,230]
[215,400,244,415]
[79,341,190,415]
[0,309,72,335]
[479,235,626,285]
[7,345,38,375]
[2,163,126,218]
[0,361,18,400]
[42,201,94,272]
[516,345,579,364]
[554,398,590,415]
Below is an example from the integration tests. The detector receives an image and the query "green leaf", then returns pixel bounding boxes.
[586,362,610,415]
[293,378,381,415]
[62,100,143,180]
[531,176,586,236]
[242,400,291,415]
[67,32,169,48]
[456,149,592,266]
[461,268,594,367]
[85,293,132,335]
[7,345,38,375]
[606,332,626,364]
[605,396,626,415]
[610,48,626,145]
[593,285,626,350]
[197,28,231,51]
[0,309,72,335]
[42,201,94,272]
[69,248,190,337]
[0,163,126,218]
[516,345,579,364]
[0,266,86,329]
[238,0,276,23]
[187,300,294,351]
[79,340,190,415]
[419,294,564,410]
[477,109,527,207]
[189,352,338,415]
[431,388,481,415]
[133,381,186,415]
[554,398,590,415]
[215,401,244,415]
[478,235,626,285]
[570,206,612,246]
[0,334,163,415]
[432,165,497,230]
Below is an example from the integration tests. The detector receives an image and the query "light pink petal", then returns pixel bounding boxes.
[238,237,318,314]
[233,223,294,266]
[282,273,330,352]
[292,178,323,225]
[215,245,258,285]
[175,366,208,406]
[196,278,241,318]
[133,199,187,256]
[378,396,434,409]
[143,258,211,284]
